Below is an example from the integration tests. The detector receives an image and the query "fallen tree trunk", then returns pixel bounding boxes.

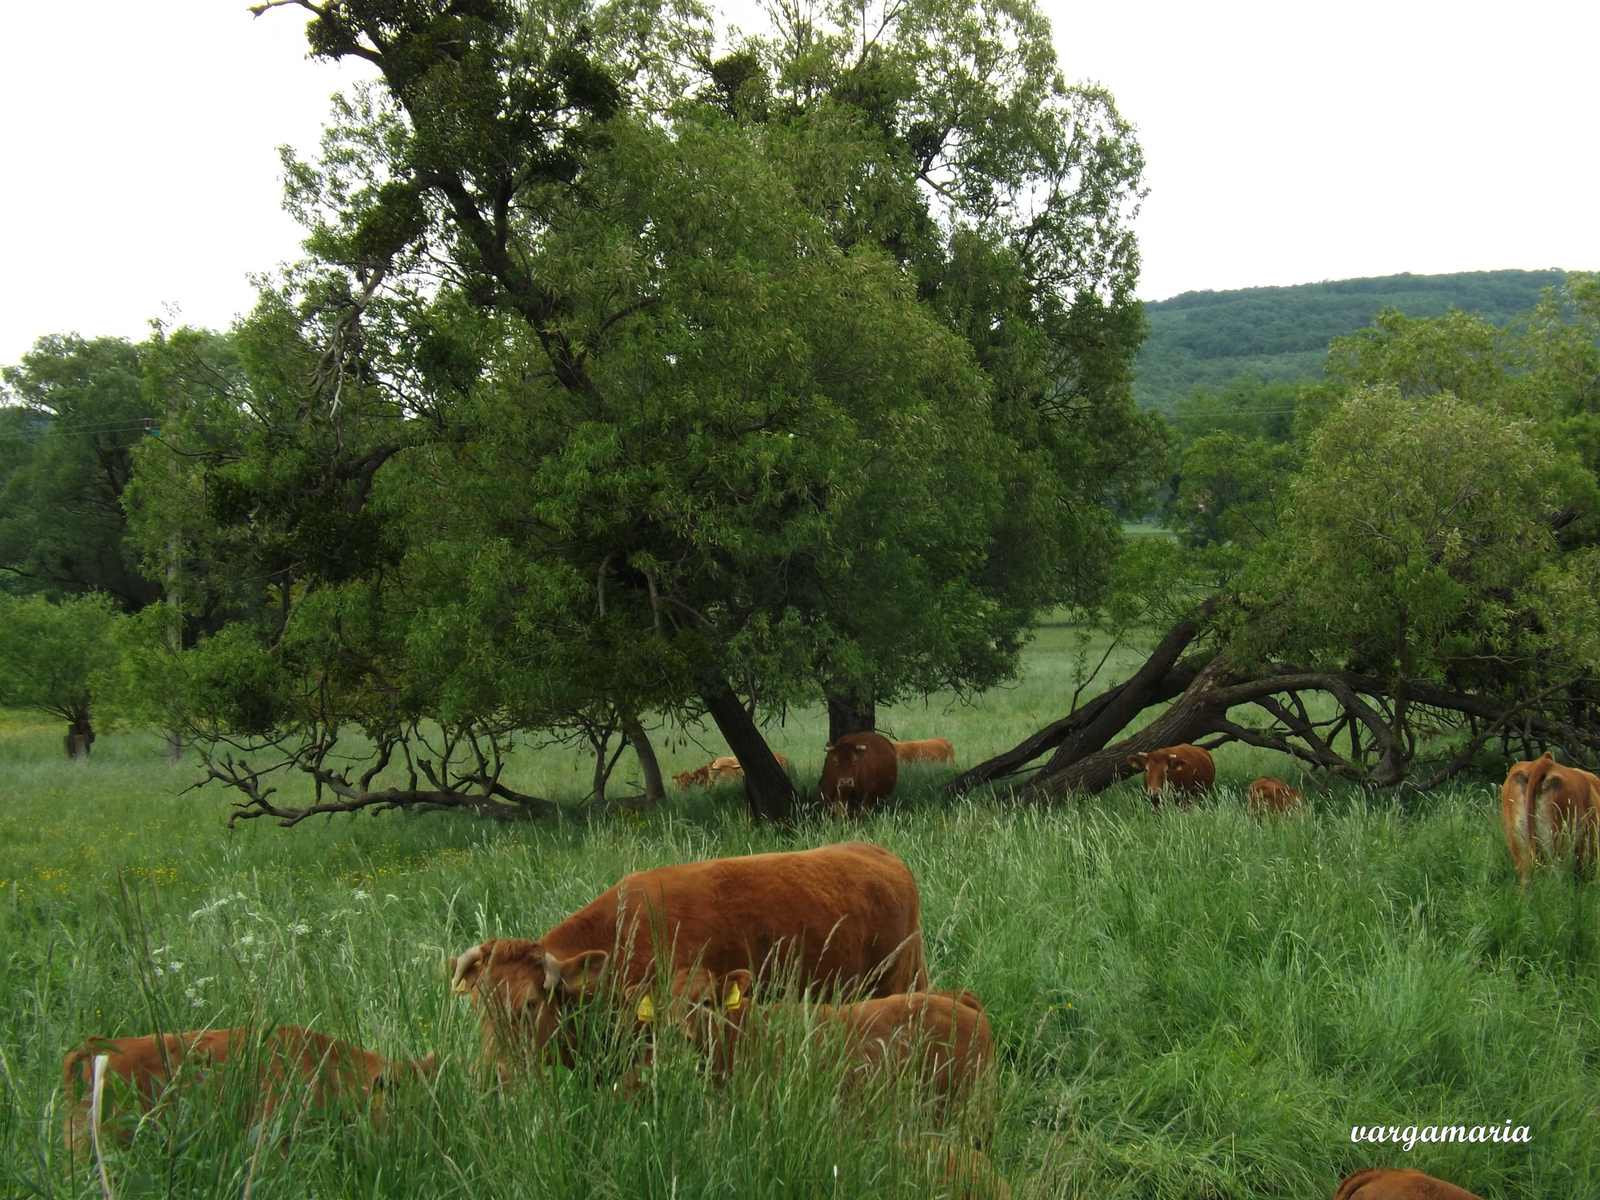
[946,597,1215,796]
[960,604,1600,803]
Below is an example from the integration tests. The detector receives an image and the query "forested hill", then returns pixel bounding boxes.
[1135,268,1569,411]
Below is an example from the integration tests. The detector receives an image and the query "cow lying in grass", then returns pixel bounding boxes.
[672,754,789,788]
[61,1026,436,1166]
[450,841,928,1078]
[1247,776,1304,815]
[892,738,957,767]
[1335,1168,1484,1199]
[649,967,993,1119]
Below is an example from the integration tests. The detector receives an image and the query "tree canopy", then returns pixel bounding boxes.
[115,0,1154,822]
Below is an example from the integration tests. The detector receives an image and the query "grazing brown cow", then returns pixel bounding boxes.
[659,967,993,1112]
[673,754,788,788]
[1334,1168,1484,1200]
[61,1026,436,1164]
[892,738,958,768]
[450,841,928,1075]
[821,732,899,817]
[1501,751,1600,886]
[1127,744,1215,805]
[1248,776,1304,815]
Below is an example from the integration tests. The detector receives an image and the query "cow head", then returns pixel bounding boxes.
[1128,750,1189,795]
[450,939,609,1071]
[652,967,753,1074]
[824,740,871,814]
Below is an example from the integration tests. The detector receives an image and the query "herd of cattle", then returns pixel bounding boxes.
[59,734,1599,1199]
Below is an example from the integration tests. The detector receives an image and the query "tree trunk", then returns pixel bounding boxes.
[1038,598,1219,774]
[946,596,1215,796]
[64,710,95,759]
[826,692,876,745]
[1025,652,1241,799]
[701,681,800,822]
[621,714,665,803]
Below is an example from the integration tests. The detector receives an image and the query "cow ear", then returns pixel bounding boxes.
[546,950,608,1000]
[1128,754,1147,769]
[1542,750,1557,763]
[722,969,754,1012]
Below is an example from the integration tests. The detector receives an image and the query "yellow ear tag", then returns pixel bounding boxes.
[452,979,471,996]
[636,994,656,1023]
[724,983,742,1012]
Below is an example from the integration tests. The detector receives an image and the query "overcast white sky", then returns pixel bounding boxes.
[1,1,1595,368]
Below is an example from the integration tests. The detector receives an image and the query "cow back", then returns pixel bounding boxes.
[1334,1167,1484,1200]
[545,841,927,998]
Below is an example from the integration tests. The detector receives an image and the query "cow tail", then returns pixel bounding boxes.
[1525,753,1555,865]
[903,926,930,993]
[62,1047,89,1098]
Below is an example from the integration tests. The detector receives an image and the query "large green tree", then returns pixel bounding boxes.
[129,0,1152,823]
[0,593,121,756]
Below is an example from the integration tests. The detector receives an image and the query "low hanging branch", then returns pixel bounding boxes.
[196,723,556,827]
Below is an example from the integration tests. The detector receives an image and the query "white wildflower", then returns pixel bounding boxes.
[238,932,255,947]
[352,889,370,902]
[288,922,311,936]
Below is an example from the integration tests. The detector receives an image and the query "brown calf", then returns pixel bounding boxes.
[892,738,957,768]
[1334,1168,1484,1200]
[659,967,993,1112]
[450,841,928,1076]
[673,754,788,788]
[1501,751,1600,885]
[1247,776,1304,815]
[1127,744,1215,805]
[820,732,899,817]
[61,1025,436,1164]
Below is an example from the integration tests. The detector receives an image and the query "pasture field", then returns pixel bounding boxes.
[2,626,1598,1198]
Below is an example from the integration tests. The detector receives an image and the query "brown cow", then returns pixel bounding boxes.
[61,1026,436,1164]
[1127,744,1215,805]
[673,754,788,788]
[821,733,899,817]
[450,841,928,1076]
[1334,1168,1484,1200]
[1501,751,1600,886]
[658,967,993,1112]
[893,738,957,768]
[1248,776,1304,815]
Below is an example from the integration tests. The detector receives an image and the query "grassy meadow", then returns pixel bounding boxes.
[2,622,1598,1198]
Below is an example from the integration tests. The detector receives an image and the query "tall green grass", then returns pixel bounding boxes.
[2,635,1598,1197]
